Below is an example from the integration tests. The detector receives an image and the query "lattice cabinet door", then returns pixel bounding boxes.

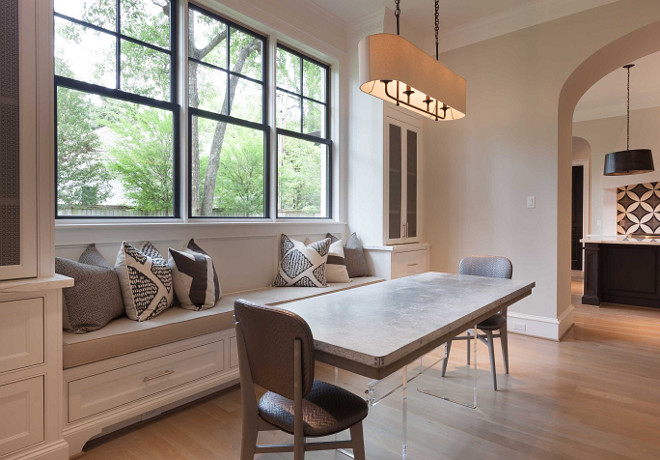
[0,0,38,280]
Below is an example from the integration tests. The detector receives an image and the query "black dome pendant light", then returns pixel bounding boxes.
[603,64,654,176]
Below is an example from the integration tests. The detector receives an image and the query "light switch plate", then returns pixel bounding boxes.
[527,196,536,209]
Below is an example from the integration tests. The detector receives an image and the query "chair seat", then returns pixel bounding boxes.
[258,380,368,437]
[477,313,506,331]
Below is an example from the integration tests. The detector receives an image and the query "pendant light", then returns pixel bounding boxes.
[358,0,466,121]
[603,64,654,176]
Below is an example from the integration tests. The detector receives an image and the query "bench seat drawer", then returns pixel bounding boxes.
[68,340,224,422]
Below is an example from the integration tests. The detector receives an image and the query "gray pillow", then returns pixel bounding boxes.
[344,233,370,277]
[55,257,125,334]
[79,243,113,270]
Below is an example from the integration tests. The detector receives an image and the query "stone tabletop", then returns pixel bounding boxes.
[279,272,535,375]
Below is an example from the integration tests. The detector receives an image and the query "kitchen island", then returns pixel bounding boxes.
[582,236,660,308]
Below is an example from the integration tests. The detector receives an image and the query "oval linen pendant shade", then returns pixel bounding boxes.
[358,33,466,121]
[603,149,654,176]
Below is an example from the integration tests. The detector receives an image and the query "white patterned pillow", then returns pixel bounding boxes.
[273,235,330,287]
[115,242,174,322]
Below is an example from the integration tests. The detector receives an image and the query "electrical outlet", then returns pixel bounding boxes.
[526,196,536,209]
[512,322,526,332]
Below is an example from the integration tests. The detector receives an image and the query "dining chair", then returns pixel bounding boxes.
[234,299,368,460]
[441,255,512,390]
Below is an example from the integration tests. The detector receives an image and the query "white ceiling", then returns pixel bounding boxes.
[574,52,660,122]
[310,0,620,51]
[309,0,531,32]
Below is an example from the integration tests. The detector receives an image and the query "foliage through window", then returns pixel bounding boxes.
[53,2,331,220]
[276,46,331,218]
[54,0,177,218]
[188,5,266,218]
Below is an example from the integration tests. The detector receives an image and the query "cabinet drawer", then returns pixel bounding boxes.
[0,376,44,456]
[68,340,224,422]
[392,249,429,279]
[0,298,44,373]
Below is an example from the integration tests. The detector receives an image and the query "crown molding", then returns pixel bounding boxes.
[574,102,660,123]
[346,10,385,38]
[426,0,620,53]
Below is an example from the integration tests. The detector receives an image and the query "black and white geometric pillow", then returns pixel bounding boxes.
[114,241,174,322]
[273,234,330,287]
[168,239,221,311]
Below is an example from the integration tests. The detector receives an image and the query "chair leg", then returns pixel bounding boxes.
[500,326,509,375]
[239,416,258,460]
[350,422,366,460]
[485,330,497,391]
[293,435,305,460]
[441,340,452,377]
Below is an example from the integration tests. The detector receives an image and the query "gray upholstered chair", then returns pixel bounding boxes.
[234,299,368,460]
[441,255,512,390]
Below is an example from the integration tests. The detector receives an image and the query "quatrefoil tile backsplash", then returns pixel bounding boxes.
[617,182,660,235]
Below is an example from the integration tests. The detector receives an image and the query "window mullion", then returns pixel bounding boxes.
[116,0,121,90]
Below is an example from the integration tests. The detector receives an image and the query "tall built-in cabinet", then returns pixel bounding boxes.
[0,2,73,460]
[349,101,430,279]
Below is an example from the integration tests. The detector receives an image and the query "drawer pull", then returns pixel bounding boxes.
[143,369,174,383]
[407,263,419,267]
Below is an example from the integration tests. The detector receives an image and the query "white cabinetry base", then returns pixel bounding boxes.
[63,331,239,457]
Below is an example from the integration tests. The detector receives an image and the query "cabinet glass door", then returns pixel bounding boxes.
[0,0,21,269]
[406,129,418,238]
[0,0,37,279]
[388,124,403,240]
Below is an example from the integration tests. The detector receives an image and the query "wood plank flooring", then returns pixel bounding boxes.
[81,277,660,459]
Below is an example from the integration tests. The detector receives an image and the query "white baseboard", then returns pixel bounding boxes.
[6,440,69,460]
[507,305,574,341]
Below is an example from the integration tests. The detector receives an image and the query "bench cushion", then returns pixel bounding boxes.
[63,277,383,369]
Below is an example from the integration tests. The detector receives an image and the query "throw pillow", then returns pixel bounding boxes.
[78,243,114,270]
[324,235,350,283]
[344,232,370,277]
[114,241,174,322]
[273,234,330,287]
[187,238,221,299]
[168,239,221,311]
[55,256,125,333]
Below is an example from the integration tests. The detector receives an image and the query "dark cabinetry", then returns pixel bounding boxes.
[583,242,660,308]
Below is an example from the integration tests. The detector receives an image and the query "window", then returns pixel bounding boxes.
[54,0,177,218]
[276,46,331,218]
[188,5,267,218]
[53,3,333,221]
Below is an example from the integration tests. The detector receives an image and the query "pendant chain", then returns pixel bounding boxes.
[435,0,439,60]
[395,0,401,35]
[627,65,631,151]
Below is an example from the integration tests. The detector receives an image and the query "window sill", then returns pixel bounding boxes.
[55,219,344,230]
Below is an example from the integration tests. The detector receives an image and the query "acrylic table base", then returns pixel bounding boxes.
[362,326,479,459]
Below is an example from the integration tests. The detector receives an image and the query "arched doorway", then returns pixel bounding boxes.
[558,20,660,325]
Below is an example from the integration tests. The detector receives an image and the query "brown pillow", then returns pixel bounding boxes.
[344,233,370,277]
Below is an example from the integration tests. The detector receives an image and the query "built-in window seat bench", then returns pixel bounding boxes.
[62,276,383,457]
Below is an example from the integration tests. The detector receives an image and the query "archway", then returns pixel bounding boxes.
[557,20,660,328]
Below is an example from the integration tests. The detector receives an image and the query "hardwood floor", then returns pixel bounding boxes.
[81,278,660,459]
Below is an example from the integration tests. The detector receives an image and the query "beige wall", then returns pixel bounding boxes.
[420,0,660,328]
[574,106,660,235]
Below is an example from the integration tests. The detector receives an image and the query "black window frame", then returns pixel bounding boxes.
[187,3,269,219]
[54,0,180,219]
[275,44,332,220]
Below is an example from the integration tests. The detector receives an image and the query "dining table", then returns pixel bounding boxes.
[279,271,536,459]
